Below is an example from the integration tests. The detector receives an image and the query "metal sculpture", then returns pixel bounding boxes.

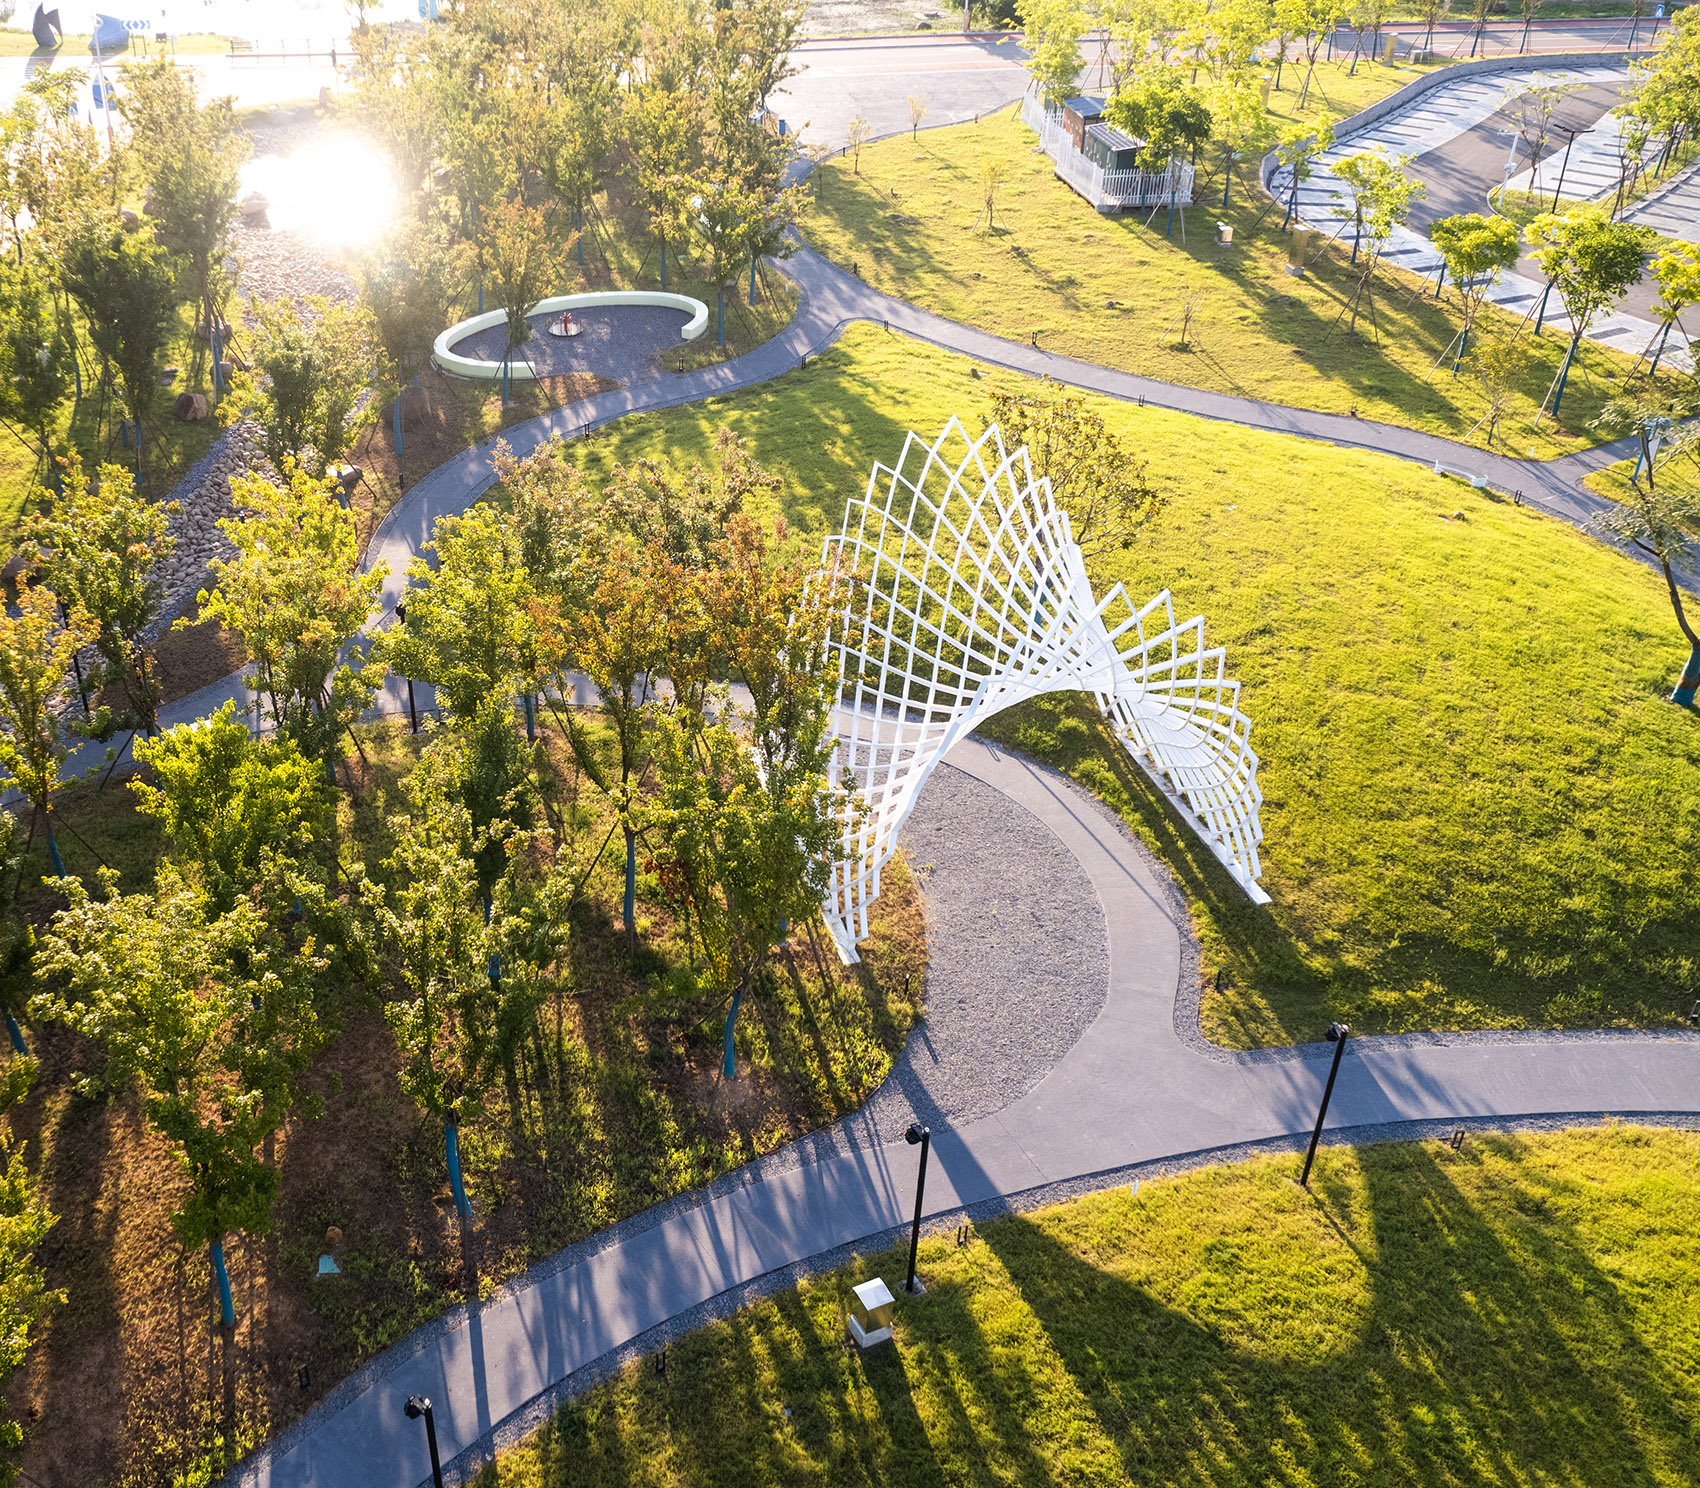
[819,418,1266,962]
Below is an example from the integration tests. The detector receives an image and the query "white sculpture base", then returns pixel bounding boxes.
[847,1315,892,1348]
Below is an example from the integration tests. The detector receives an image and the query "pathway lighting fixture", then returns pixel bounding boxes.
[1300,1022,1350,1189]
[404,1394,445,1488]
[904,1122,930,1294]
[847,1275,897,1348]
[1688,1000,1699,1027]
[396,602,418,734]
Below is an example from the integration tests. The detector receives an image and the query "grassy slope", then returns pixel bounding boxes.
[9,716,926,1486]
[802,88,1635,456]
[480,1125,1700,1488]
[568,323,1700,1045]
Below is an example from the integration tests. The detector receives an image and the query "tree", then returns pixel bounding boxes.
[648,519,846,1078]
[1205,71,1276,207]
[1587,380,1700,703]
[361,219,468,461]
[1516,0,1544,55]
[131,705,329,915]
[1505,83,1571,188]
[846,113,871,174]
[34,864,326,1329]
[1418,0,1450,51]
[1634,242,1700,376]
[29,452,174,741]
[118,59,248,380]
[626,84,704,289]
[231,296,379,477]
[375,502,535,728]
[684,174,763,348]
[1104,72,1213,165]
[0,1055,61,1487]
[0,259,70,482]
[1021,0,1087,104]
[1331,148,1425,335]
[909,94,927,139]
[0,581,93,878]
[1461,333,1525,450]
[476,195,571,406]
[985,378,1165,559]
[1466,0,1492,57]
[1623,7,1700,180]
[197,462,388,773]
[60,225,178,474]
[1528,208,1657,417]
[1429,212,1522,371]
[1276,112,1335,231]
[1288,0,1344,108]
[1343,0,1389,74]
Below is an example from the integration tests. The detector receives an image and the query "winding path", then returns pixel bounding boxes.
[189,101,1700,1488]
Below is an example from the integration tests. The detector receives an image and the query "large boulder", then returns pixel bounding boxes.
[172,392,209,422]
[239,192,269,225]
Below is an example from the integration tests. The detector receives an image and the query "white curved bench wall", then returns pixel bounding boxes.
[820,418,1268,963]
[433,292,711,381]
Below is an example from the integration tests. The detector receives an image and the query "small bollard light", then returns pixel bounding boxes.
[904,1122,931,1294]
[1449,1128,1467,1151]
[1688,1000,1700,1027]
[847,1276,897,1348]
[1300,1022,1350,1189]
[404,1393,445,1488]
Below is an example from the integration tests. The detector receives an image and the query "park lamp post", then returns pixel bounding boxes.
[395,601,418,734]
[404,1394,445,1488]
[1300,1023,1350,1188]
[904,1122,931,1294]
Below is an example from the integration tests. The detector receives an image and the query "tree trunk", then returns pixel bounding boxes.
[1673,647,1700,707]
[722,985,744,1079]
[624,823,638,956]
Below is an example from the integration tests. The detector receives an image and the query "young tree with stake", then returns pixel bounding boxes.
[1428,212,1522,373]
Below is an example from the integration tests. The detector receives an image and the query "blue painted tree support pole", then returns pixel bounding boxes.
[1452,327,1467,377]
[444,1119,471,1217]
[1674,647,1700,706]
[523,692,535,741]
[46,827,64,878]
[623,828,637,936]
[577,208,584,266]
[1434,262,1445,298]
[722,987,743,1079]
[393,391,403,456]
[484,893,502,988]
[717,290,725,347]
[4,1012,27,1055]
[1534,279,1553,333]
[750,257,758,305]
[660,241,667,290]
[210,324,225,400]
[1222,149,1232,208]
[1650,321,1673,374]
[478,278,484,314]
[209,1237,236,1327]
[1282,179,1298,232]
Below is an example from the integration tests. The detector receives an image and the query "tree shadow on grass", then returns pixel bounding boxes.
[976,1136,1691,1485]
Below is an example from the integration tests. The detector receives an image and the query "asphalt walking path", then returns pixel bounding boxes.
[204,214,1696,1488]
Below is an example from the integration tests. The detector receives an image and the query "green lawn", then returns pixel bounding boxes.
[802,98,1637,456]
[478,1125,1700,1488]
[568,323,1700,1045]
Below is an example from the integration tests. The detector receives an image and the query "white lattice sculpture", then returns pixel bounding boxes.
[819,418,1267,963]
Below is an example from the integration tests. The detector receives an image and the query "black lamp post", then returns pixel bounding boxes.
[904,1122,930,1294]
[396,602,418,734]
[403,1394,444,1488]
[1300,1023,1349,1188]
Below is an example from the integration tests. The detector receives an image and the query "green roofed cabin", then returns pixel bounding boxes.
[1083,120,1146,172]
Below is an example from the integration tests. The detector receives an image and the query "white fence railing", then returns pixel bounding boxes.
[1019,94,1195,211]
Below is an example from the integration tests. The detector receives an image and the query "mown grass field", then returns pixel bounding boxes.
[479,1125,1700,1488]
[801,98,1637,456]
[568,323,1700,1045]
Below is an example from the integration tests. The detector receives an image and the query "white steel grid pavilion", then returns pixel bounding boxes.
[819,419,1267,962]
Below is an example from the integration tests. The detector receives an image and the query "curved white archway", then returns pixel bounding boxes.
[433,291,710,380]
[820,418,1267,963]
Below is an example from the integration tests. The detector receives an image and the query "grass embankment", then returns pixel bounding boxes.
[569,323,1700,1045]
[480,1125,1700,1488]
[0,34,233,57]
[802,98,1635,455]
[8,715,925,1487]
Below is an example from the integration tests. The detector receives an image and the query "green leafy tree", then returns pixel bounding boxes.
[1587,379,1700,703]
[118,59,248,378]
[1276,111,1335,230]
[1418,0,1451,50]
[375,503,535,728]
[1623,6,1700,175]
[34,864,327,1328]
[1331,147,1425,335]
[29,452,175,739]
[131,705,329,915]
[361,223,465,455]
[1288,0,1344,108]
[1528,208,1657,418]
[1021,0,1088,104]
[626,84,704,289]
[1104,72,1213,166]
[0,581,93,879]
[0,1055,61,1487]
[1206,71,1276,207]
[1634,242,1700,376]
[476,195,571,406]
[196,461,388,772]
[1429,212,1522,369]
[231,296,379,477]
[986,377,1165,560]
[60,225,179,474]
[0,259,70,480]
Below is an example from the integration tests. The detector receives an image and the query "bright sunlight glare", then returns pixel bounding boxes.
[238,136,398,254]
